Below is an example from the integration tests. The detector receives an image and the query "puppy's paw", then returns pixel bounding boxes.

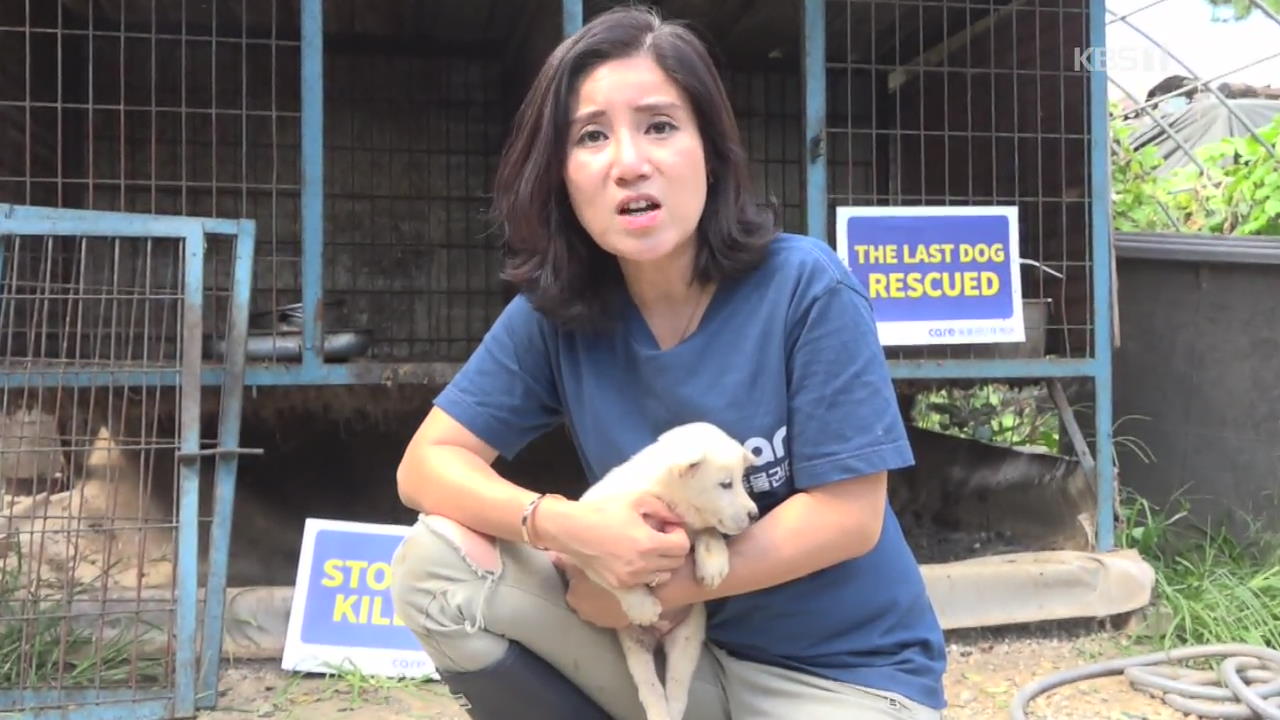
[693,532,729,589]
[695,553,729,589]
[618,589,664,626]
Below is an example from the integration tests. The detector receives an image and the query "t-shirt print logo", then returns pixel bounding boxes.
[743,425,789,494]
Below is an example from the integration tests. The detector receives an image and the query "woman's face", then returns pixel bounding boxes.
[563,53,708,272]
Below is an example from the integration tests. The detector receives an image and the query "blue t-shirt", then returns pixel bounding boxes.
[433,232,947,710]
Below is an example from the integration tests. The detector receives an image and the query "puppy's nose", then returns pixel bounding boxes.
[748,508,759,521]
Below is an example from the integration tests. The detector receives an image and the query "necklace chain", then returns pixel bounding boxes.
[676,283,709,342]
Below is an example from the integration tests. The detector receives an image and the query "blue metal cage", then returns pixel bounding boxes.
[805,0,1114,551]
[0,0,1114,713]
[0,204,256,719]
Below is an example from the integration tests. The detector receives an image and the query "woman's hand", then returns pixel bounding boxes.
[538,493,691,589]
[553,554,693,633]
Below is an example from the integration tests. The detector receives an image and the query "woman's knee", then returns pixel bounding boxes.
[421,514,501,572]
[390,515,501,595]
[392,516,504,618]
[389,515,511,672]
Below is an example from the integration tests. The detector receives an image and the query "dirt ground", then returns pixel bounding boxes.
[198,622,1197,720]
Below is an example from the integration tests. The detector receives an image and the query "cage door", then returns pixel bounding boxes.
[0,204,255,720]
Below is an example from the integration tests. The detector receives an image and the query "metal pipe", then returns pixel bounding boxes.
[174,227,206,719]
[1122,49,1280,118]
[196,218,258,709]
[804,0,827,241]
[1105,8,1279,160]
[1244,0,1280,27]
[1108,77,1209,175]
[0,235,7,334]
[1090,0,1117,552]
[562,0,583,35]
[1105,0,1176,26]
[300,0,325,369]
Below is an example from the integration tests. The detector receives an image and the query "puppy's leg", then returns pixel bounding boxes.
[618,626,670,720]
[692,529,730,588]
[612,585,664,626]
[660,603,706,720]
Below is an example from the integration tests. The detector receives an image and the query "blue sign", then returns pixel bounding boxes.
[282,518,437,678]
[834,206,1024,346]
[298,528,419,650]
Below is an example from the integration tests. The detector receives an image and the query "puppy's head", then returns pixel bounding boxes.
[655,422,758,535]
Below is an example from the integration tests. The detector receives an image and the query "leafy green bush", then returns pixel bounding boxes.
[1111,110,1280,236]
[912,383,1061,452]
[1202,0,1280,21]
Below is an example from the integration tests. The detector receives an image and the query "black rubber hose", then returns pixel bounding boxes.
[1010,643,1280,719]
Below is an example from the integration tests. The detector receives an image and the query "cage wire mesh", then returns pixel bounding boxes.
[723,68,807,237]
[0,0,806,367]
[826,0,1095,362]
[0,0,302,363]
[0,231,192,703]
[316,0,563,362]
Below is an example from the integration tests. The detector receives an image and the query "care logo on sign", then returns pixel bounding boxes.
[282,518,438,679]
[834,206,1025,347]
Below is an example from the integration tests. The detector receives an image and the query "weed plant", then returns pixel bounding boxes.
[1118,489,1280,650]
[0,552,167,689]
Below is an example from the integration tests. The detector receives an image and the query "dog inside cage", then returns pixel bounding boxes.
[0,219,251,699]
[2,5,1108,709]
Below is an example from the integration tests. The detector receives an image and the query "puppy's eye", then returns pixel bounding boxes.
[719,478,733,489]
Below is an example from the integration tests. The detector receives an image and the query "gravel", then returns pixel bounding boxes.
[202,622,1199,719]
[942,622,1194,719]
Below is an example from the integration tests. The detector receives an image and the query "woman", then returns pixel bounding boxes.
[389,6,947,719]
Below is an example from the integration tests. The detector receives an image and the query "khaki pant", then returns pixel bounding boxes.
[389,516,941,720]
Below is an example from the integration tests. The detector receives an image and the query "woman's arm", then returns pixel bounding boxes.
[397,405,540,542]
[655,470,887,608]
[561,280,910,628]
[397,405,692,587]
[558,471,888,628]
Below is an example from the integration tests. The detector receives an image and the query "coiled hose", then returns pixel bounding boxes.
[1010,644,1280,719]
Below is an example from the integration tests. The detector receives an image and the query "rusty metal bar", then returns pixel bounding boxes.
[300,0,324,369]
[171,226,203,719]
[0,203,224,718]
[197,219,257,706]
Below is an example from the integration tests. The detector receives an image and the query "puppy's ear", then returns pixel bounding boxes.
[674,454,704,479]
[665,443,704,479]
[742,446,757,468]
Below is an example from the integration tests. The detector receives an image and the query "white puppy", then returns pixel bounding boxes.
[577,421,759,720]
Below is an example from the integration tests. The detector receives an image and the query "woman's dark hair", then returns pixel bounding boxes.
[491,5,777,329]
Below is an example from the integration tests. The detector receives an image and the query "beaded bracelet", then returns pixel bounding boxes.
[520,492,564,551]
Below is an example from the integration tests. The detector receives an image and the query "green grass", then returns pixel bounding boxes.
[0,555,167,689]
[313,659,440,707]
[1118,489,1280,650]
